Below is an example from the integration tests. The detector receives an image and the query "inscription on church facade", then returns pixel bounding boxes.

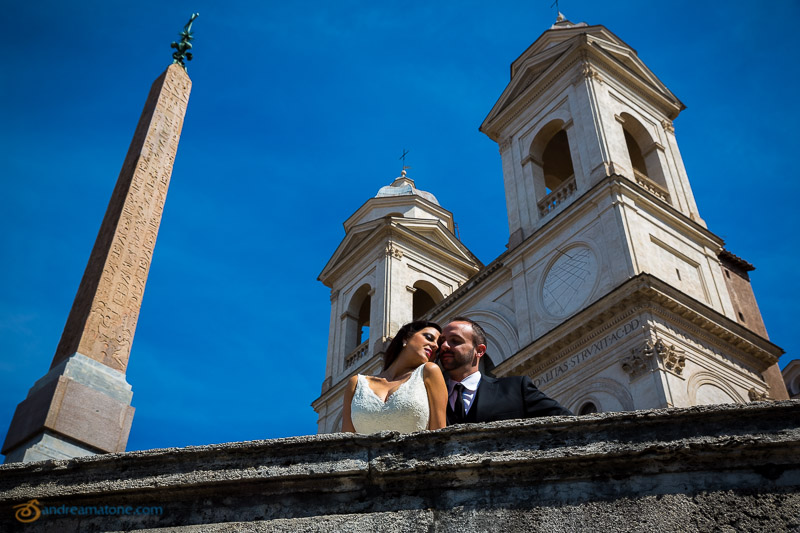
[534,318,640,388]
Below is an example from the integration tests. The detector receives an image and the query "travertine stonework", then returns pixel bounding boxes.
[1,402,797,532]
[314,16,786,431]
[52,63,191,373]
[313,174,481,432]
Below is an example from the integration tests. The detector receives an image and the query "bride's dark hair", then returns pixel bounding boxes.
[383,320,441,370]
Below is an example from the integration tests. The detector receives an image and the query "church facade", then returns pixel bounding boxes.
[312,16,786,433]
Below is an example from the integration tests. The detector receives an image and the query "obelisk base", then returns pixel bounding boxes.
[3,431,100,463]
[2,353,135,463]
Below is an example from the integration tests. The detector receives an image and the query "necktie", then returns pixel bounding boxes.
[453,383,466,421]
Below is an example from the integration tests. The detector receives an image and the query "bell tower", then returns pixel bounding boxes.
[312,172,480,432]
[482,15,705,246]
[436,14,786,412]
[312,15,786,429]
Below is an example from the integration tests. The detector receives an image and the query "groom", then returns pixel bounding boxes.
[438,317,572,425]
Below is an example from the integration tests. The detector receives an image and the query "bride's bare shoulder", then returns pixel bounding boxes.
[422,362,444,379]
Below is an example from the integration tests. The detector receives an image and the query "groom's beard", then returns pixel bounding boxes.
[437,348,474,372]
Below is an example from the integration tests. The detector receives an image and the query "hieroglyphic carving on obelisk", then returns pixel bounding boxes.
[2,16,196,463]
[51,63,191,373]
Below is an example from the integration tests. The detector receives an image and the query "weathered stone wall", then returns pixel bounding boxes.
[1,401,798,532]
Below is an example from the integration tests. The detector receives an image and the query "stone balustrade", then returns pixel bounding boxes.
[538,176,576,217]
[1,401,798,531]
[633,169,671,203]
[344,340,369,369]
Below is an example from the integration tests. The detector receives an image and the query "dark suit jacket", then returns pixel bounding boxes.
[446,374,572,425]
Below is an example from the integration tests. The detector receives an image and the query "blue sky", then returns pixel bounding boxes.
[2,1,798,452]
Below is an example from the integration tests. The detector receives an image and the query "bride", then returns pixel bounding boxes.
[342,321,448,433]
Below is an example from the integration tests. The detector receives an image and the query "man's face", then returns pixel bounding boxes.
[438,321,483,375]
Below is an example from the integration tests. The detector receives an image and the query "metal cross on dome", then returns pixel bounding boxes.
[399,149,411,173]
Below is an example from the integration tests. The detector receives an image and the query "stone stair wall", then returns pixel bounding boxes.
[1,401,798,532]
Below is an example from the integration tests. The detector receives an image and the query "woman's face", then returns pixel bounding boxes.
[402,327,440,365]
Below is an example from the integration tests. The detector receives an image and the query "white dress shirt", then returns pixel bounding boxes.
[448,371,482,414]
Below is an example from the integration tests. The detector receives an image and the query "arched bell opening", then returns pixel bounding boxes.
[344,284,372,355]
[619,112,670,203]
[529,119,579,217]
[412,280,444,320]
[542,130,575,194]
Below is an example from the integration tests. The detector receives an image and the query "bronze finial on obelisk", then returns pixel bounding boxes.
[171,13,199,70]
[2,17,197,463]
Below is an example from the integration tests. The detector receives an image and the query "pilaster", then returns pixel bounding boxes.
[500,139,527,245]
[571,60,613,185]
[661,122,705,226]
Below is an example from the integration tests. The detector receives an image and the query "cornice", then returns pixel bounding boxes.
[425,260,506,319]
[319,219,481,287]
[638,287,781,365]
[318,221,384,286]
[389,222,483,272]
[427,265,514,324]
[343,193,454,233]
[502,289,643,378]
[499,274,782,379]
[610,177,723,249]
[719,249,755,272]
[646,304,765,383]
[422,174,726,324]
[503,175,723,267]
[585,42,683,118]
[482,47,582,140]
[483,34,683,141]
[509,24,615,77]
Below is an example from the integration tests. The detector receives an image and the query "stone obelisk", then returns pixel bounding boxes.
[2,15,197,463]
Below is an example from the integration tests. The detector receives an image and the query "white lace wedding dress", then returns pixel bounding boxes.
[350,364,429,433]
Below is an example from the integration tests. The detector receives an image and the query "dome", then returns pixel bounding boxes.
[550,12,588,30]
[375,171,439,205]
